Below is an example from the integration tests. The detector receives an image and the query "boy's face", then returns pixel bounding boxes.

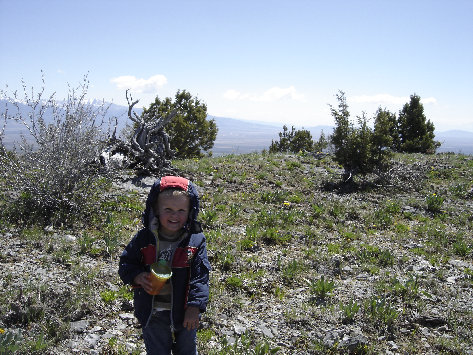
[154,193,190,236]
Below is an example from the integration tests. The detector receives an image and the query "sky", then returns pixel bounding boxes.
[1,0,472,132]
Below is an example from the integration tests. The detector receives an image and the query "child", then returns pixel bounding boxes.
[119,176,211,355]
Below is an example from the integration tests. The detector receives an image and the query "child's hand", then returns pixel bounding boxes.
[183,306,200,330]
[133,272,154,294]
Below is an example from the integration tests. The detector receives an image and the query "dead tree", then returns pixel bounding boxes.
[101,90,177,175]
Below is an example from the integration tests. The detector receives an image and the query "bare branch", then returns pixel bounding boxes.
[100,92,176,175]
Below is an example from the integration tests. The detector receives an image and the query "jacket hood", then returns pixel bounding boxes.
[142,176,202,234]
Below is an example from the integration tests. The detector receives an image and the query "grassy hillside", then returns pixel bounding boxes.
[1,152,472,354]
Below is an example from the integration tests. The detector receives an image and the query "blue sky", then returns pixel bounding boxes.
[1,0,472,131]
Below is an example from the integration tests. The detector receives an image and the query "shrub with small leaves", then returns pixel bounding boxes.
[0,74,115,227]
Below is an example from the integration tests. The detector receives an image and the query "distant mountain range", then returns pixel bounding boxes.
[1,100,472,155]
[209,116,333,155]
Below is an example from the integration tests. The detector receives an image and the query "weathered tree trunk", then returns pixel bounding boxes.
[101,90,177,176]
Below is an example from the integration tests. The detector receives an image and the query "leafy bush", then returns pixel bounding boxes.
[0,75,114,226]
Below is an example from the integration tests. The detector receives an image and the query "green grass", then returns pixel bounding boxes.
[176,152,473,354]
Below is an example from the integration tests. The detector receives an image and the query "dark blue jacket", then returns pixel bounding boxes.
[118,176,211,327]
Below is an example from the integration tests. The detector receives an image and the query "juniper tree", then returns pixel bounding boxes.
[141,90,217,159]
[329,91,393,182]
[373,107,398,152]
[269,125,314,153]
[398,94,439,153]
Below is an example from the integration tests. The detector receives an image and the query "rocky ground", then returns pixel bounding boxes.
[1,152,472,354]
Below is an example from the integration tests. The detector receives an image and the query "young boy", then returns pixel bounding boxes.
[119,176,211,355]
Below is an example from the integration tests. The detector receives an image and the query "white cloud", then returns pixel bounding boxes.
[223,86,305,103]
[349,94,409,105]
[223,89,247,100]
[349,94,437,106]
[110,74,167,93]
[257,86,306,102]
[420,97,437,105]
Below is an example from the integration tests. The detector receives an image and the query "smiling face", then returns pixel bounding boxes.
[154,191,190,238]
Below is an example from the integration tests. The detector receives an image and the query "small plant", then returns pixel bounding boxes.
[288,193,302,204]
[377,275,420,303]
[378,249,395,267]
[426,193,444,213]
[452,235,470,257]
[197,328,215,343]
[282,260,305,284]
[243,224,259,246]
[101,213,124,257]
[221,252,235,271]
[200,209,218,227]
[260,191,288,204]
[239,235,257,251]
[217,331,280,355]
[105,336,141,355]
[0,329,21,354]
[256,172,267,180]
[26,332,49,352]
[364,296,399,329]
[229,203,241,220]
[327,243,342,254]
[52,247,72,265]
[394,222,410,236]
[100,290,118,304]
[464,268,473,284]
[118,285,133,301]
[308,275,336,299]
[286,160,302,171]
[77,232,96,255]
[373,208,393,229]
[357,244,394,267]
[341,299,360,324]
[274,286,285,300]
[254,340,281,355]
[225,276,243,290]
[311,203,324,218]
[19,225,44,241]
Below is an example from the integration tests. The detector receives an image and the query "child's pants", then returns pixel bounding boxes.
[142,311,198,355]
